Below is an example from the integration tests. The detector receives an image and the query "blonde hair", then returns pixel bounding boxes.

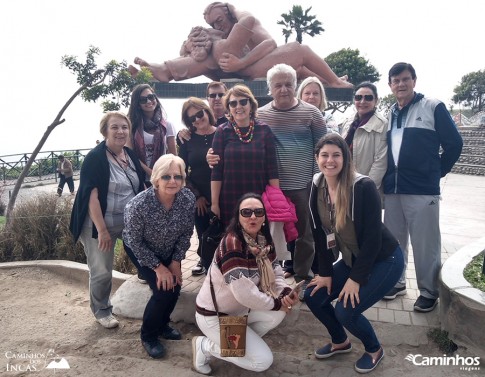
[297,76,328,111]
[99,111,132,138]
[150,154,187,187]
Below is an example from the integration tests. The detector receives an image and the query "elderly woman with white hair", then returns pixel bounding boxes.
[123,154,196,359]
[297,76,339,134]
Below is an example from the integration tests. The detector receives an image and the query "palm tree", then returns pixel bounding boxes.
[277,5,324,44]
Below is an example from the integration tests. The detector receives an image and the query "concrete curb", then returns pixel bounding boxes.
[439,236,485,358]
[0,260,132,291]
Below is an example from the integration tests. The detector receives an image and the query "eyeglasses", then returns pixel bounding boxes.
[188,110,205,123]
[160,174,183,181]
[139,94,157,104]
[228,98,250,108]
[240,208,266,218]
[208,93,224,99]
[354,94,374,102]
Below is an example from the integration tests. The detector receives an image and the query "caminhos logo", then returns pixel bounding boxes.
[405,353,480,372]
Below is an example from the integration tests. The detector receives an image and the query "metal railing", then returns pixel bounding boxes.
[0,149,91,186]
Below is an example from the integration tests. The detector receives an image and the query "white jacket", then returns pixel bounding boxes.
[340,112,388,189]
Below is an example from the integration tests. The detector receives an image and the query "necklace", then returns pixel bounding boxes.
[232,119,255,143]
[106,146,128,167]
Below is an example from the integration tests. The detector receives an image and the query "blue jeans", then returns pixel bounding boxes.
[304,246,404,353]
[124,243,181,342]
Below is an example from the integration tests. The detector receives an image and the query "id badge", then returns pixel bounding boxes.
[326,232,336,249]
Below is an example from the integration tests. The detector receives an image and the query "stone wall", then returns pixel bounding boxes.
[452,128,485,176]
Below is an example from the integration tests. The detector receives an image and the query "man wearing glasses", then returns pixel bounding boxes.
[382,62,463,312]
[206,81,228,126]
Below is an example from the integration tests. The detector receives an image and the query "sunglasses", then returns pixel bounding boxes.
[240,208,266,218]
[188,109,205,124]
[139,94,157,104]
[354,94,374,102]
[208,93,224,99]
[228,98,250,108]
[160,174,183,181]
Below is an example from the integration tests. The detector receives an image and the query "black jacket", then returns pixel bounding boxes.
[309,173,399,285]
[69,141,145,242]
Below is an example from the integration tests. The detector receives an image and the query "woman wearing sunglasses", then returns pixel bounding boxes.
[122,154,196,359]
[127,84,177,186]
[192,192,298,374]
[339,82,388,191]
[179,97,218,275]
[210,84,279,227]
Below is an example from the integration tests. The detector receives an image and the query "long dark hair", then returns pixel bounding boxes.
[314,134,355,231]
[127,84,165,134]
[226,193,273,250]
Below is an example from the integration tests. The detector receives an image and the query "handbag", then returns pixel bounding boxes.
[200,214,224,270]
[209,268,248,357]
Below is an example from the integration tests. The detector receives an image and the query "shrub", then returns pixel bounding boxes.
[0,185,6,216]
[0,194,85,262]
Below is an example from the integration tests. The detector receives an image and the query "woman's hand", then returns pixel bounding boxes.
[338,278,360,308]
[97,229,113,252]
[196,196,210,216]
[177,129,191,144]
[206,148,220,168]
[307,276,332,297]
[154,264,175,291]
[280,291,298,313]
[168,260,183,286]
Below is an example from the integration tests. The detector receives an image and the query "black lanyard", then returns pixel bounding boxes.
[323,179,336,232]
[106,147,137,196]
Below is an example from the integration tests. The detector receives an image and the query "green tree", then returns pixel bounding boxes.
[277,5,324,44]
[325,48,380,85]
[452,70,485,113]
[378,93,396,116]
[6,46,150,224]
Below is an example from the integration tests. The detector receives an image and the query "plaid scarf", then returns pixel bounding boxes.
[133,107,167,168]
[242,230,277,298]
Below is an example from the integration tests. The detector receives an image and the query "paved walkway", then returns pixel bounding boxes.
[180,173,485,329]
[3,173,485,330]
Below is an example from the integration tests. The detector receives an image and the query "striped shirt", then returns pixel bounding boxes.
[258,100,327,190]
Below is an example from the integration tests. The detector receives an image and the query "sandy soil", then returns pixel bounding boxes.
[0,267,482,377]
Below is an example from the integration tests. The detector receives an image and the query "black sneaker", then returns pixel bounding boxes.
[160,325,182,340]
[383,286,406,300]
[413,296,438,312]
[192,260,206,276]
[142,339,165,359]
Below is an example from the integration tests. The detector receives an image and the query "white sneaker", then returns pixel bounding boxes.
[97,314,119,329]
[192,336,211,375]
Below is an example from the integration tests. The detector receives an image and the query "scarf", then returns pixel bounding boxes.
[133,107,167,168]
[344,111,374,153]
[242,230,278,298]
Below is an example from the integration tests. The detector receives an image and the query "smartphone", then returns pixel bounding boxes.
[289,280,306,298]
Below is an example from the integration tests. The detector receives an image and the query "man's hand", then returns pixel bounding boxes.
[196,196,210,216]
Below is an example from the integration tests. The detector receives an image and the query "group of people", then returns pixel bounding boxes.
[68,54,463,374]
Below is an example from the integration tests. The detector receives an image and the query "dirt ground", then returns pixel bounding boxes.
[0,267,482,377]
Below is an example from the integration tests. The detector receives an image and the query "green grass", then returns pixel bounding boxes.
[427,328,458,353]
[0,216,5,229]
[463,253,485,292]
